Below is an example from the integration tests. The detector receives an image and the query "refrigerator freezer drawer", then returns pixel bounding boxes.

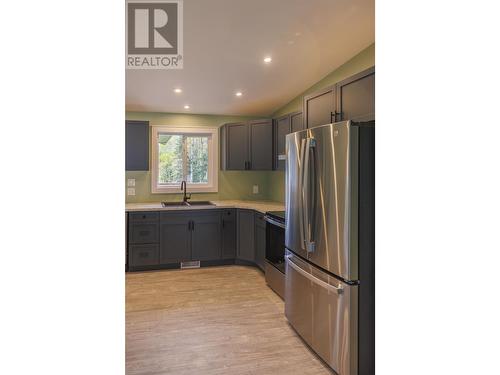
[285,251,358,375]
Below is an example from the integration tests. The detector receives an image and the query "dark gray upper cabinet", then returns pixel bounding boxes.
[237,210,255,262]
[303,86,336,129]
[159,213,192,263]
[302,67,375,128]
[221,122,248,170]
[335,67,375,122]
[220,119,272,171]
[254,212,266,271]
[290,111,304,133]
[126,120,149,171]
[249,119,273,170]
[274,115,290,171]
[221,209,237,259]
[191,212,221,261]
[273,112,303,170]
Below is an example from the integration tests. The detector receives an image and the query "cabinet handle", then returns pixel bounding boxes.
[331,111,342,123]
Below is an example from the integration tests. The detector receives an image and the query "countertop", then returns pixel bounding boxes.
[125,200,285,214]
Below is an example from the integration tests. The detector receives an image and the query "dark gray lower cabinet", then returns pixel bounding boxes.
[127,208,269,271]
[221,209,237,259]
[254,212,266,270]
[237,210,255,262]
[159,213,191,263]
[191,212,221,261]
[128,212,160,269]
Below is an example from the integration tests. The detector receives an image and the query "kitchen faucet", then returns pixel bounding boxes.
[180,180,191,203]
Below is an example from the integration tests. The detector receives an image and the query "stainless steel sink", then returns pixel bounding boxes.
[161,201,215,207]
[187,201,215,206]
[161,201,190,207]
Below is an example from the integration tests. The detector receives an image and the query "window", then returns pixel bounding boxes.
[151,126,219,193]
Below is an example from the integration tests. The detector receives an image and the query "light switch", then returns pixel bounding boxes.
[252,185,259,194]
[127,178,136,187]
[127,188,136,196]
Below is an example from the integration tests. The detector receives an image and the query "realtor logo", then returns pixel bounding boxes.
[126,0,183,69]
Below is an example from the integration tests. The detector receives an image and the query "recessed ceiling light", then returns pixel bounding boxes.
[236,92,243,97]
[174,88,182,93]
[263,56,272,64]
[184,105,190,109]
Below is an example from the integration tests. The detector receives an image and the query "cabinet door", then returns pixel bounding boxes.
[303,86,335,129]
[237,210,255,262]
[225,122,248,170]
[254,212,266,270]
[249,119,273,170]
[125,120,149,171]
[159,213,191,263]
[290,111,304,133]
[191,212,222,261]
[221,209,237,259]
[336,67,375,122]
[274,115,290,171]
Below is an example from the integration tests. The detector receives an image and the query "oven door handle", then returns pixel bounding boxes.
[264,215,285,229]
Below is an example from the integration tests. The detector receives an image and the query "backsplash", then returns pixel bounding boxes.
[125,170,274,203]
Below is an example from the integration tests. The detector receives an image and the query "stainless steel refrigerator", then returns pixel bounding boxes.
[285,120,374,375]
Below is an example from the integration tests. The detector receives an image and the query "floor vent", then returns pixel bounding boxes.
[181,260,200,269]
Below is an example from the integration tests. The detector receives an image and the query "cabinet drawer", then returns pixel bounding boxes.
[129,211,159,223]
[129,244,159,267]
[255,212,266,229]
[129,223,159,244]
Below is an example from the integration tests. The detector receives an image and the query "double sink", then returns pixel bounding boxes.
[161,201,215,208]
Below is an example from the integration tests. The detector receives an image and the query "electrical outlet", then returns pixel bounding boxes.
[127,188,136,196]
[127,178,135,187]
[252,185,259,194]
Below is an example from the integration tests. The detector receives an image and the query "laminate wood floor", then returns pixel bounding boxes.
[126,266,333,375]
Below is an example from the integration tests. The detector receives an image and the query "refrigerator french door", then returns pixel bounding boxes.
[285,121,374,375]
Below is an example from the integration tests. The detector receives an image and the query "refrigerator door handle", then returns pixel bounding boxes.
[308,138,317,252]
[303,138,316,253]
[286,254,343,294]
[298,138,307,250]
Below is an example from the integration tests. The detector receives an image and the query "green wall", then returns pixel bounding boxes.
[268,43,375,202]
[125,112,275,203]
[126,43,374,204]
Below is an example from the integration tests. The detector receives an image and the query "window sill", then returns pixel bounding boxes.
[152,186,218,194]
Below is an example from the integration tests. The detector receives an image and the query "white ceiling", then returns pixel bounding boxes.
[126,0,374,116]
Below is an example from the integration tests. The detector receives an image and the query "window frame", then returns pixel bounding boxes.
[151,126,219,194]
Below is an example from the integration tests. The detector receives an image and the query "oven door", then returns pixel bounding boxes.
[265,215,285,273]
[285,250,358,375]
